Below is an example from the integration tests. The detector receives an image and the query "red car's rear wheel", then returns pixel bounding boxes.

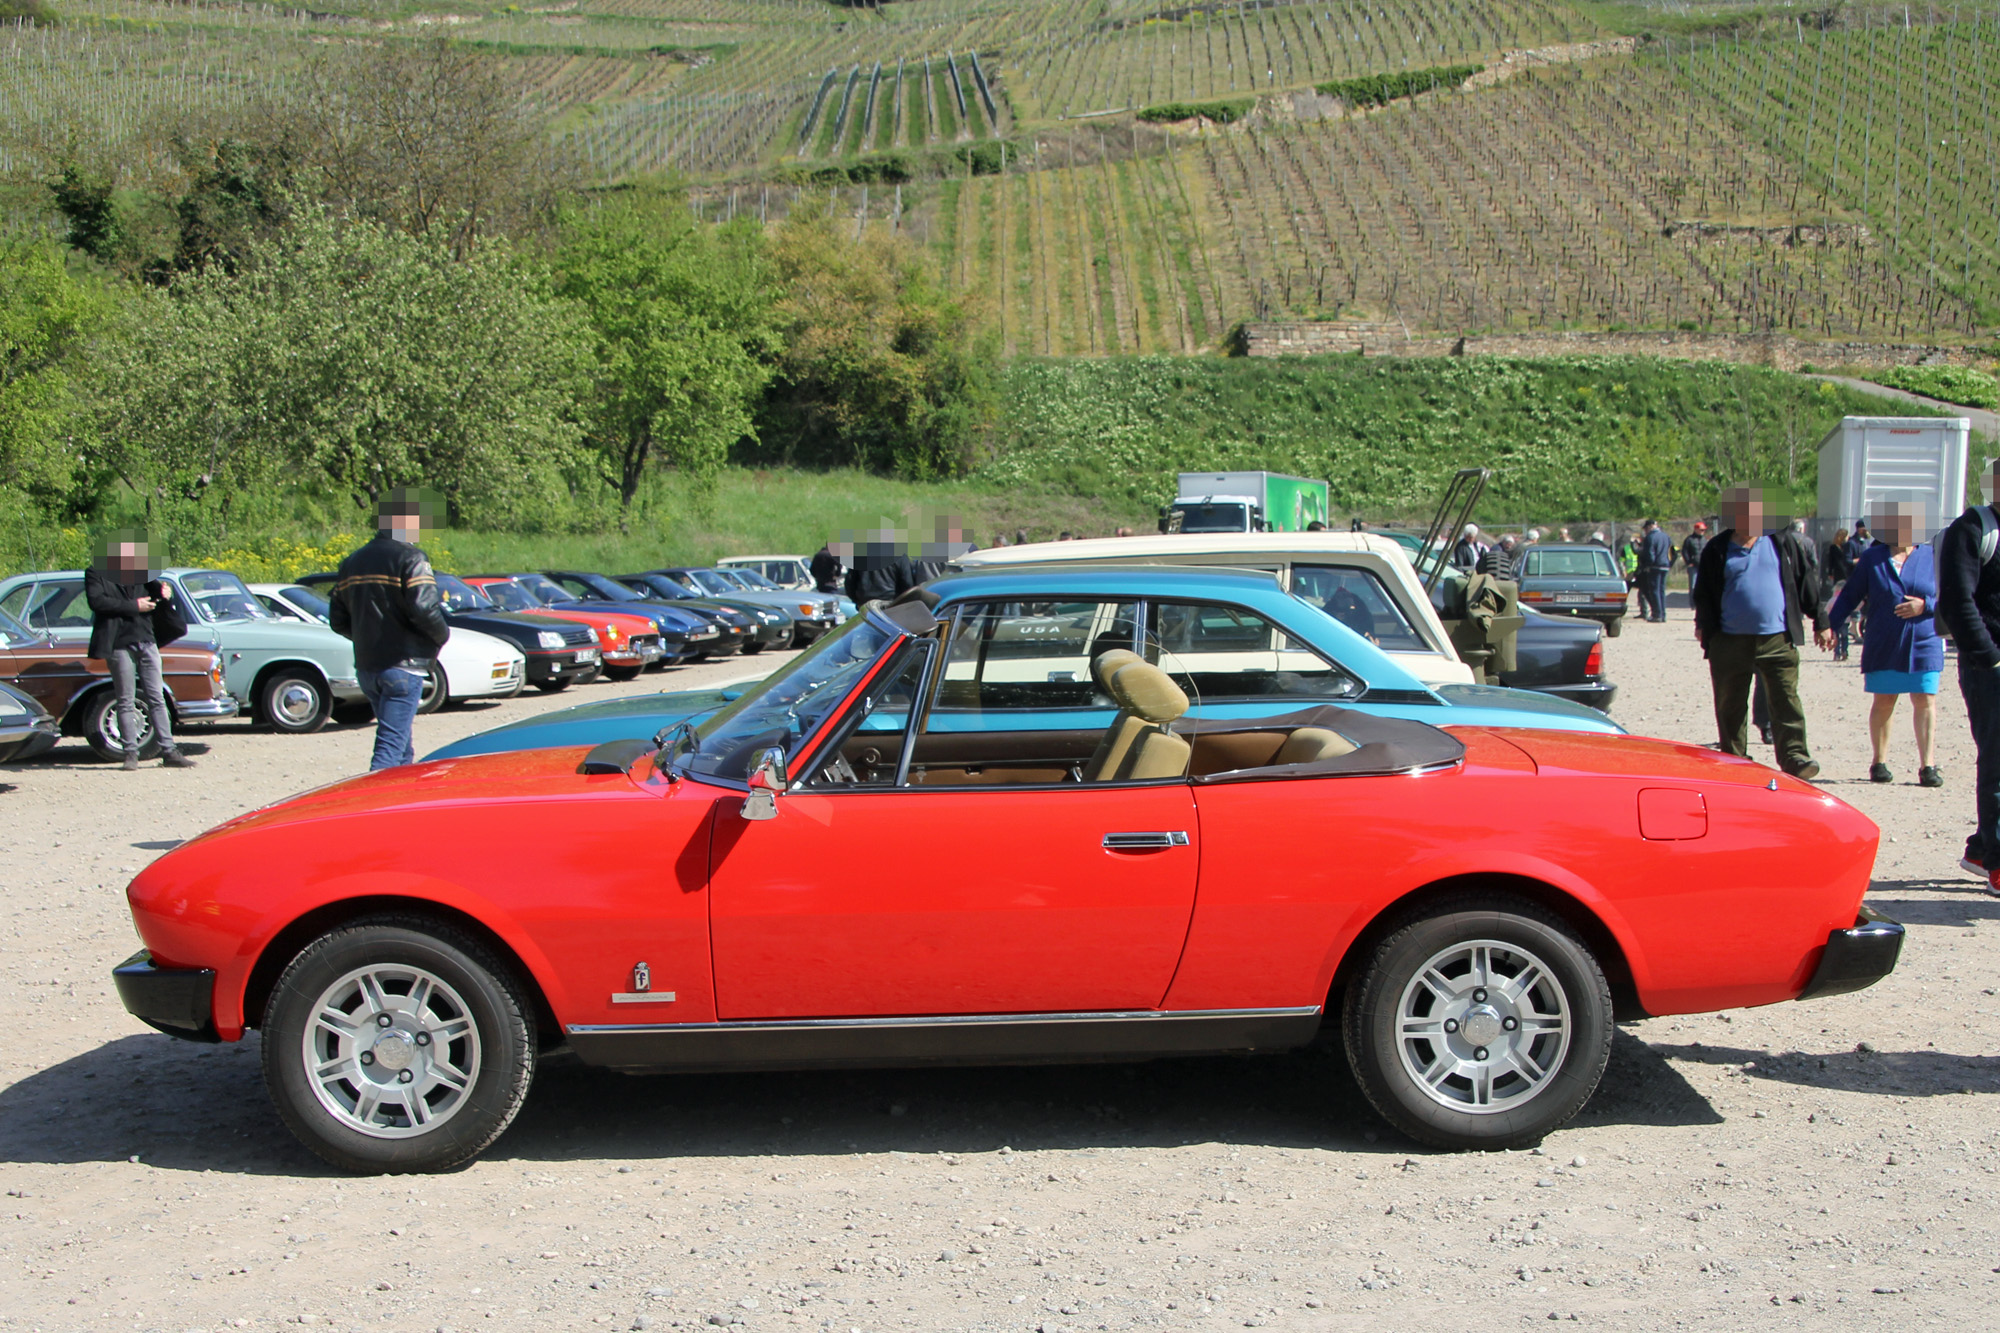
[261,918,534,1174]
[1342,895,1611,1150]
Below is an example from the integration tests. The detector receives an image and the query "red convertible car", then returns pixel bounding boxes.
[112,574,1897,1174]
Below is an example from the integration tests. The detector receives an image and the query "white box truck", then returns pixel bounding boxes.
[1815,416,1970,541]
[1162,471,1330,533]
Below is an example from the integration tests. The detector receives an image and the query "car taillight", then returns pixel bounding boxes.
[1584,638,1603,678]
[1520,591,1551,602]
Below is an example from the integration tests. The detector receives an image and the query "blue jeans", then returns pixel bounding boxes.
[358,666,424,771]
[1958,660,2000,868]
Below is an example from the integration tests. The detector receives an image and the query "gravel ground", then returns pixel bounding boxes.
[2,606,1996,1333]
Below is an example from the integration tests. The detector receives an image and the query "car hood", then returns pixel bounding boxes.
[201,620,351,653]
[422,685,746,761]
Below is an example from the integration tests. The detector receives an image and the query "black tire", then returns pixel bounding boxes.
[260,917,535,1174]
[602,663,644,682]
[532,676,571,694]
[1341,894,1612,1151]
[332,700,374,726]
[81,687,163,762]
[259,669,331,734]
[416,663,447,715]
[741,640,764,655]
[1604,617,1623,638]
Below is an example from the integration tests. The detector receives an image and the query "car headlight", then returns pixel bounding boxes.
[588,628,601,644]
[537,631,565,649]
[602,624,621,645]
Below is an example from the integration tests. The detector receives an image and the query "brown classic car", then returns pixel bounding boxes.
[0,605,238,761]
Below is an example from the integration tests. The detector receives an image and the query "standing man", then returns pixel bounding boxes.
[1936,461,2000,894]
[1450,525,1485,571]
[1694,486,1832,779]
[329,490,450,771]
[844,526,913,608]
[85,533,195,771]
[809,541,844,595]
[1637,518,1674,622]
[1680,521,1709,597]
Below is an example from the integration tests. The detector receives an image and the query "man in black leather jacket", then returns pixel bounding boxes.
[330,491,450,770]
[85,534,195,771]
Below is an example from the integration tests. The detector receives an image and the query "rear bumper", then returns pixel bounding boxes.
[174,695,242,719]
[1516,678,1618,712]
[1797,906,1904,1001]
[113,949,220,1042]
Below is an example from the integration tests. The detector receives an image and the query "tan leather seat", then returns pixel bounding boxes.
[1273,726,1357,764]
[1083,659,1192,782]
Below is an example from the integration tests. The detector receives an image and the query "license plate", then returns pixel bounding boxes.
[638,644,662,659]
[576,648,600,663]
[1554,594,1590,604]
[693,628,718,639]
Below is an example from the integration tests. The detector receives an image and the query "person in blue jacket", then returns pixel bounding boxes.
[1828,501,1943,787]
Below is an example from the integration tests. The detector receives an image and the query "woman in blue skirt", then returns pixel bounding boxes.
[1828,502,1942,786]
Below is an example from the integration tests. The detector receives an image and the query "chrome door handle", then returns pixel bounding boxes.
[1102,831,1190,850]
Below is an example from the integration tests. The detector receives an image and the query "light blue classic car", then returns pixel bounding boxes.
[428,566,1621,761]
[0,568,362,733]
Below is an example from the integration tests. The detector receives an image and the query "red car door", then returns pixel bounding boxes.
[708,784,1199,1019]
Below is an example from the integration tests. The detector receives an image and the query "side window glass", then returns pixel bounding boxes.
[1291,565,1428,652]
[807,643,933,787]
[932,600,1139,718]
[0,584,33,624]
[33,580,92,630]
[1147,602,1361,703]
[1524,552,1542,578]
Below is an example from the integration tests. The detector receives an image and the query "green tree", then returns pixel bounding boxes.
[550,188,778,519]
[93,207,590,535]
[0,239,104,513]
[758,201,992,479]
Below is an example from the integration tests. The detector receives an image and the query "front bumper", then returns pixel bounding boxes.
[113,949,220,1042]
[174,695,243,720]
[1797,906,1904,1001]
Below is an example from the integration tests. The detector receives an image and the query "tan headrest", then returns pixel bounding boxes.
[1110,660,1189,724]
[1093,648,1143,690]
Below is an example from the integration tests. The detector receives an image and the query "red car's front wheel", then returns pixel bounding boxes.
[262,918,534,1174]
[1343,895,1612,1150]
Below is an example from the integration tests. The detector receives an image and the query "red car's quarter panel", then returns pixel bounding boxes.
[708,785,1199,1019]
[1165,729,1878,1019]
[124,752,718,1039]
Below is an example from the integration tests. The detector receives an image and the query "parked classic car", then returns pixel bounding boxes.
[297,572,603,695]
[0,597,241,758]
[462,578,667,682]
[251,584,525,713]
[612,572,795,653]
[114,571,1895,1173]
[645,568,847,644]
[537,570,755,659]
[1515,543,1632,636]
[0,568,360,734]
[0,678,59,763]
[716,554,813,590]
[957,533,1615,711]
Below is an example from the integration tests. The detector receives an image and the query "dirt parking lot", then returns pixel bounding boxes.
[2,609,1996,1333]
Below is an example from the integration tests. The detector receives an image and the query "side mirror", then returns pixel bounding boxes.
[740,747,788,821]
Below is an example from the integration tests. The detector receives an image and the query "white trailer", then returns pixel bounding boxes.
[1815,416,1970,542]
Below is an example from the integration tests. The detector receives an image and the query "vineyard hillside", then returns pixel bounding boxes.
[7,0,2000,350]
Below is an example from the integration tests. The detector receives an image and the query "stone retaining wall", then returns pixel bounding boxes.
[1239,323,1999,372]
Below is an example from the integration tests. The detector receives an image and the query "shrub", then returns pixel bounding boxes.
[1316,64,1483,108]
[1866,364,2000,410]
[1135,99,1256,125]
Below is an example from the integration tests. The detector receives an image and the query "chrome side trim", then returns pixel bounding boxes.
[567,1004,1320,1036]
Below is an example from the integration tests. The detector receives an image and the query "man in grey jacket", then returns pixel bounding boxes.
[1637,518,1675,623]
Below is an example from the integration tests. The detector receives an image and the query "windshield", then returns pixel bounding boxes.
[625,575,691,600]
[436,573,494,612]
[681,615,900,783]
[511,573,576,604]
[180,571,273,623]
[1174,502,1251,534]
[0,604,32,646]
[274,586,332,622]
[690,570,737,595]
[732,569,780,590]
[476,580,542,612]
[572,573,641,601]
